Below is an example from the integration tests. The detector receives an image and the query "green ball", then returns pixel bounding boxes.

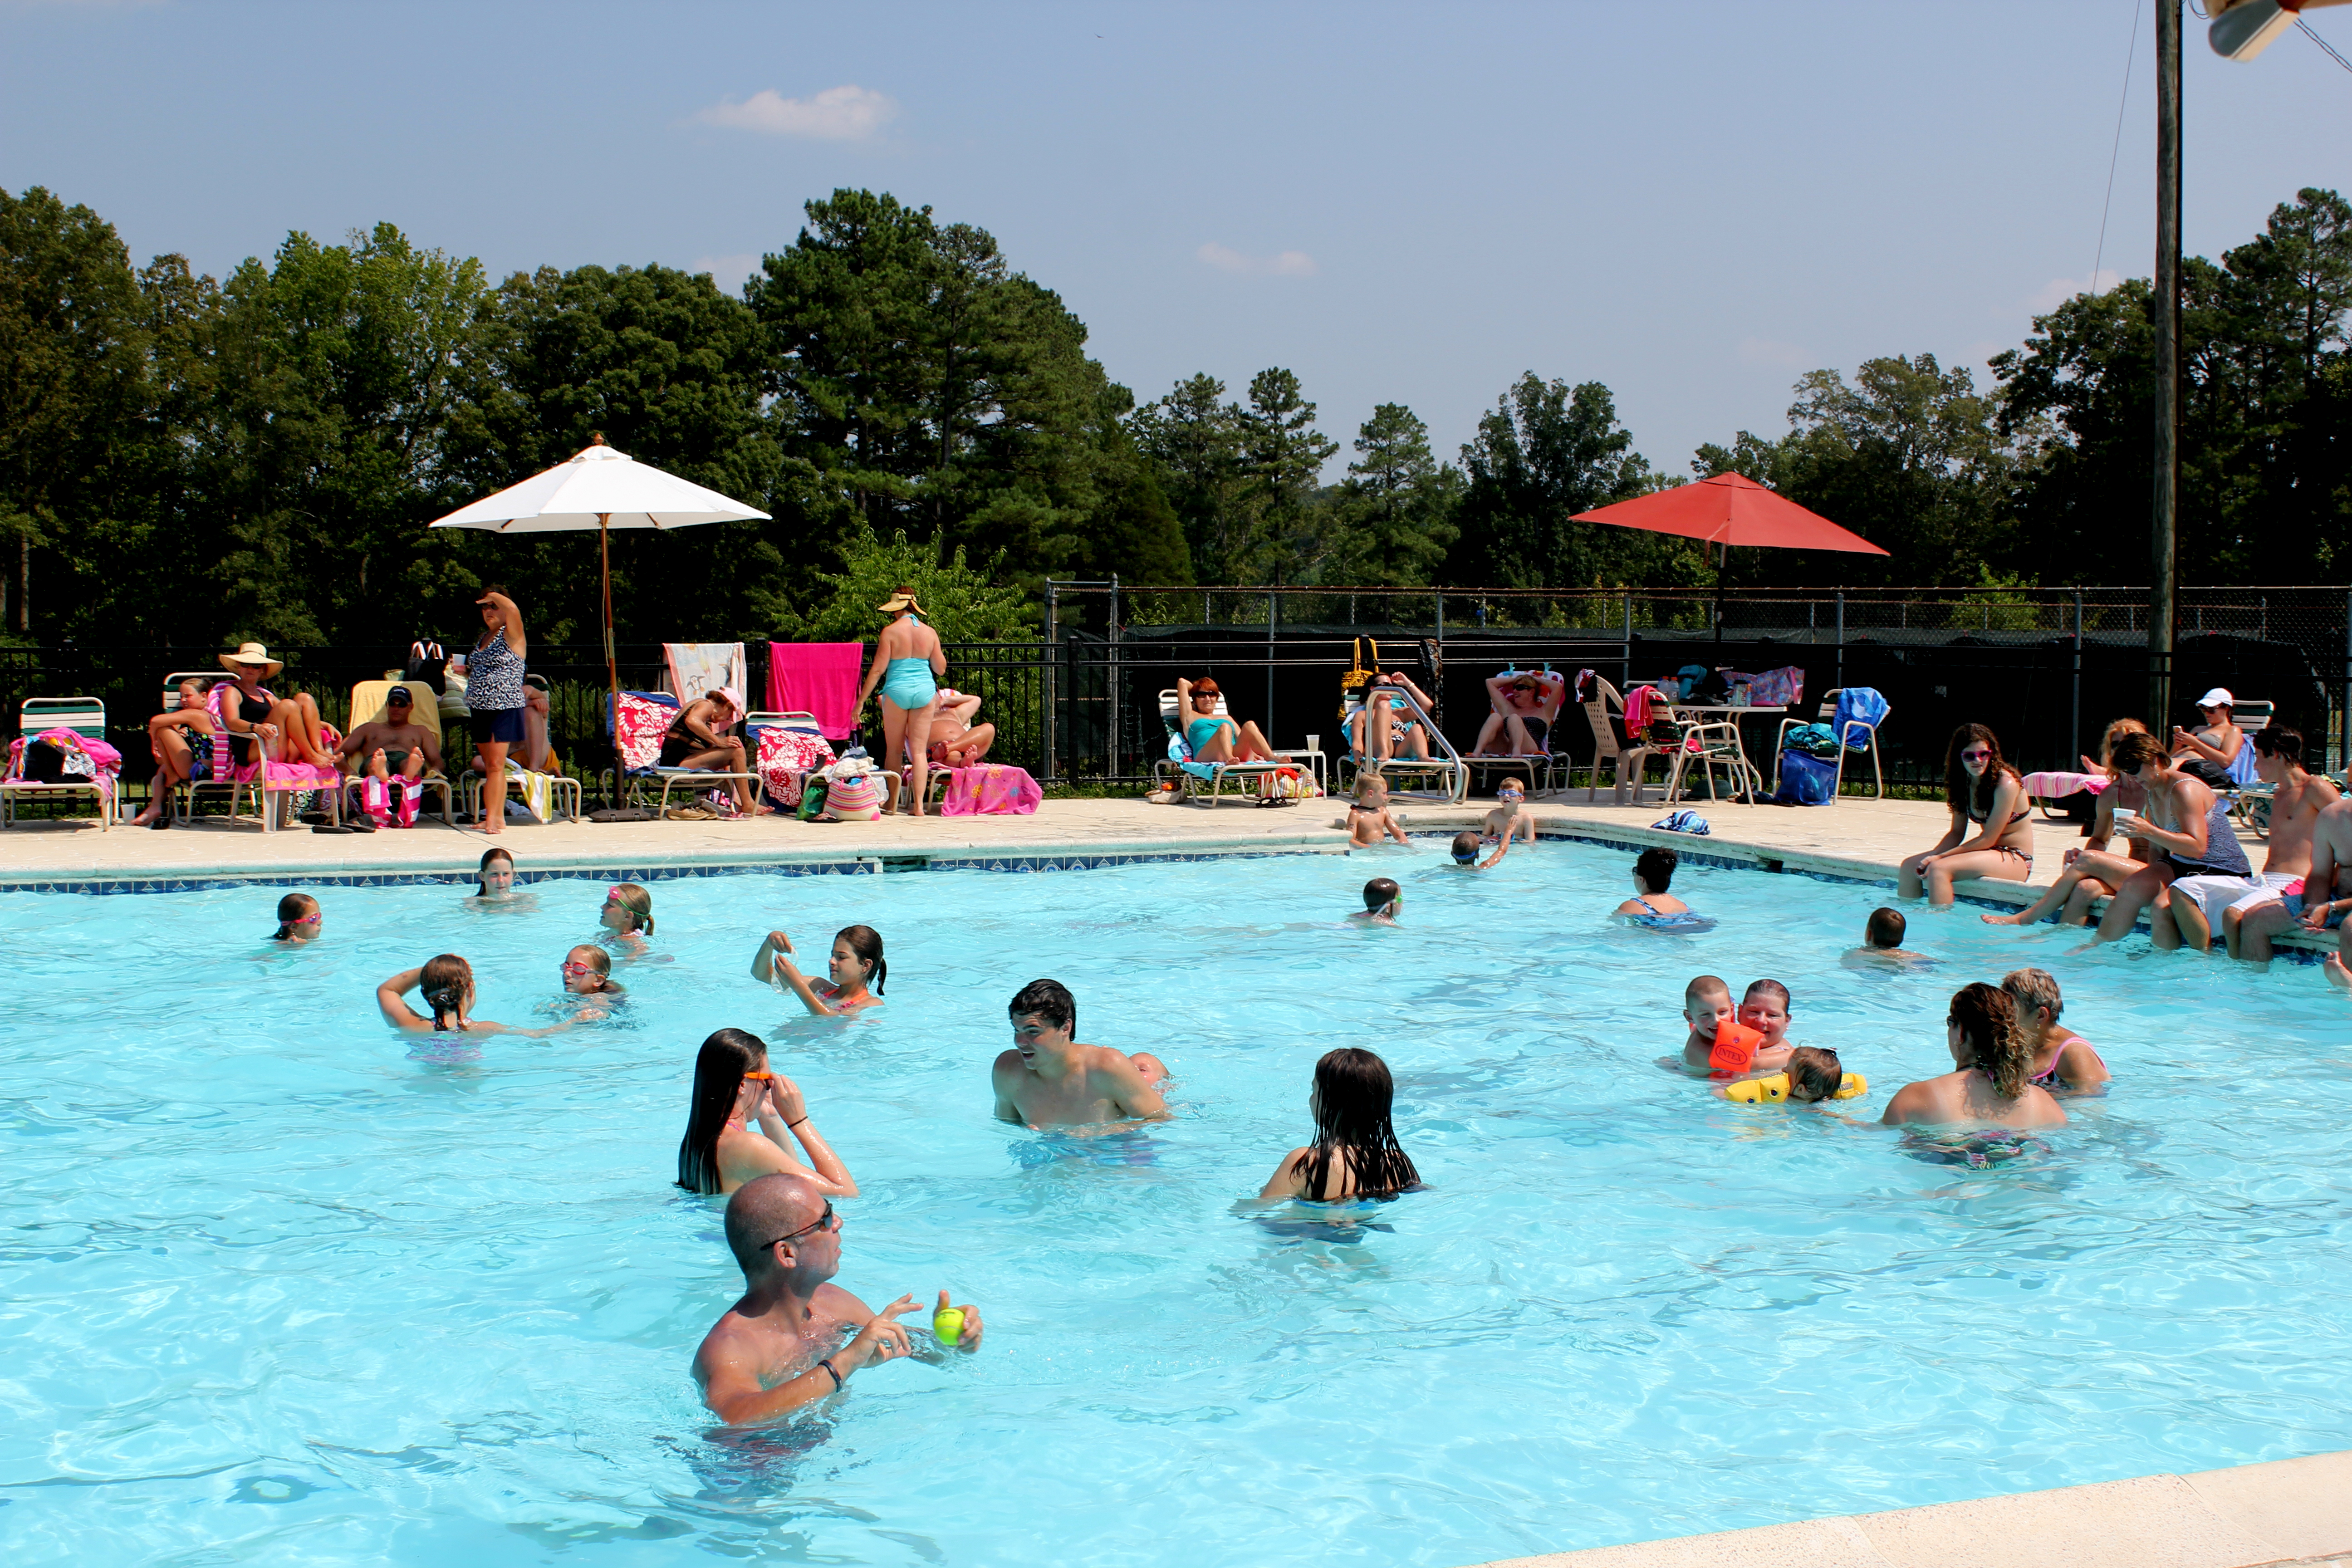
[933,1308,964,1346]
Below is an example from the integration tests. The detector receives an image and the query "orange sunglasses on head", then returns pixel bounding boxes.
[741,1070,774,1081]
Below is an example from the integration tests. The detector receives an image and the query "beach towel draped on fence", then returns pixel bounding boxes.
[663,643,745,709]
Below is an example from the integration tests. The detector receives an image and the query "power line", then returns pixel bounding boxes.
[2303,18,2352,77]
[2090,0,2141,299]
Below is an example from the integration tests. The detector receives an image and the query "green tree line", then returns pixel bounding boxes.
[2,182,2346,648]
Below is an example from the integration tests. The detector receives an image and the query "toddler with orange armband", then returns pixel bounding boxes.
[1678,974,1793,1078]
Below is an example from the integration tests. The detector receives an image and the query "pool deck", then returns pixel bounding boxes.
[1473,1450,2352,1568]
[0,792,2334,956]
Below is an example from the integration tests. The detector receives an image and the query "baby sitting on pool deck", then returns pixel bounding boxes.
[992,979,1171,1129]
[694,1173,981,1425]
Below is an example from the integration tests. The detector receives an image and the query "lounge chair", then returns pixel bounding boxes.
[1772,687,1886,803]
[0,696,118,831]
[1460,666,1569,797]
[608,690,759,817]
[1656,698,1761,807]
[1575,676,1659,805]
[1336,686,1468,803]
[182,681,346,832]
[341,679,458,827]
[1158,689,1321,807]
[745,710,843,812]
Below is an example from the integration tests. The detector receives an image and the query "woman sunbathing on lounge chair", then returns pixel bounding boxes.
[660,689,756,816]
[1470,670,1565,756]
[216,643,336,769]
[1177,676,1278,763]
[1346,671,1437,764]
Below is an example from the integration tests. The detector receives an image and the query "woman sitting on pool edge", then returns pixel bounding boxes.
[750,926,886,1016]
[1880,982,2066,1130]
[676,1027,859,1198]
[377,954,561,1035]
[1258,1047,1421,1201]
[1615,847,1713,931]
[1898,723,2034,905]
[1982,718,2155,929]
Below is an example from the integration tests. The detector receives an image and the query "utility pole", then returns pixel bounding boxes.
[2150,0,2182,727]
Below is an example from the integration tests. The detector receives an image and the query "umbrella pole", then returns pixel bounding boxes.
[600,511,618,720]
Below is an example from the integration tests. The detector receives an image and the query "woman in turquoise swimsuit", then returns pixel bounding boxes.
[855,587,947,816]
[1176,676,1279,764]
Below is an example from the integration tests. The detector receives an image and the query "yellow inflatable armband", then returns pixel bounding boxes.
[1721,1071,1867,1104]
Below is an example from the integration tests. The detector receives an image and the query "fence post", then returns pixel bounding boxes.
[2342,589,2351,774]
[2072,589,2083,769]
[1266,591,1276,735]
[1622,592,1633,689]
[1435,590,1444,642]
[1835,592,1844,693]
[1108,573,1121,782]
[1044,580,1058,782]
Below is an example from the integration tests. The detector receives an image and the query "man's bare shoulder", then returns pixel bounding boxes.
[991,1049,1026,1081]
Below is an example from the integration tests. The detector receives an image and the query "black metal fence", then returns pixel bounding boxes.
[8,584,2348,801]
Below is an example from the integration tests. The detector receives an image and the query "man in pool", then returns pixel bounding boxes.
[694,1173,983,1425]
[993,978,1171,1129]
[1845,906,1933,967]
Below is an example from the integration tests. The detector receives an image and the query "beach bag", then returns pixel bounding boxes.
[824,772,885,821]
[1260,765,1319,800]
[403,639,447,695]
[798,778,828,820]
[20,738,68,783]
[1771,748,1839,806]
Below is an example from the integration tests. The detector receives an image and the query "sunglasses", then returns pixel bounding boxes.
[1960,749,1991,762]
[760,1200,837,1251]
[741,1070,774,1081]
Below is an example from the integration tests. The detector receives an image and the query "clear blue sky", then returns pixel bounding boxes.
[5,0,2348,479]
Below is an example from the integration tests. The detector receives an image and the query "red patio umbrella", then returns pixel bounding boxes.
[1570,472,1888,555]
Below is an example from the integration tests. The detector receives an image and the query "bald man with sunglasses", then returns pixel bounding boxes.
[694,1173,983,1425]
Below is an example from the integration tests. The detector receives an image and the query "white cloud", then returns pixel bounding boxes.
[695,85,897,140]
[1737,337,1810,370]
[1196,242,1318,278]
[2027,269,2121,313]
[692,254,761,289]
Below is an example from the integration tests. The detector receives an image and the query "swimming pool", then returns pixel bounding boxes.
[4,843,2348,1566]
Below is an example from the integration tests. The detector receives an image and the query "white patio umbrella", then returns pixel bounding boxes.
[427,435,770,711]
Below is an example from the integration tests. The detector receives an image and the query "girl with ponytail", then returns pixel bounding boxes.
[1881,982,2067,1130]
[270,893,323,943]
[748,925,887,1016]
[375,954,564,1036]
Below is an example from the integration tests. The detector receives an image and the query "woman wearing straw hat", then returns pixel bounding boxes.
[853,587,946,817]
[217,643,336,769]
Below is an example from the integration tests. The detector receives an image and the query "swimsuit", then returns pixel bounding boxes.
[2149,788,2252,879]
[1626,895,1715,933]
[1186,716,1233,755]
[1966,790,2034,867]
[467,631,526,712]
[2029,1034,2107,1090]
[230,687,272,766]
[876,619,938,710]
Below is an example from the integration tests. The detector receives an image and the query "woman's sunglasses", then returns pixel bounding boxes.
[1960,749,1991,762]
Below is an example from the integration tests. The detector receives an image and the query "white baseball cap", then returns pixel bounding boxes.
[2195,687,2234,710]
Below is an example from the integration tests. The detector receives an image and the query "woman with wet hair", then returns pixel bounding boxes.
[1880,982,2067,1129]
[376,954,534,1034]
[675,1027,858,1198]
[1257,1047,1422,1201]
[1899,724,2035,905]
[470,848,520,904]
[749,925,886,1016]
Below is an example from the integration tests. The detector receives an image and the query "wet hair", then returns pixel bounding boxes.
[2252,724,2302,763]
[1786,1046,1844,1104]
[420,953,474,1031]
[1301,1048,1420,1201]
[1362,877,1400,911]
[476,847,515,897]
[271,892,318,941]
[2094,717,2151,777]
[567,943,614,989]
[1684,974,1731,1009]
[834,925,885,994]
[1451,831,1481,862]
[1744,978,1791,1014]
[1943,724,2017,817]
[1999,966,2063,1024]
[608,883,654,935]
[1009,977,1075,1036]
[677,1028,769,1196]
[1949,982,2030,1099]
[1353,771,1387,800]
[1634,846,1677,893]
[2108,730,2170,774]
[1866,906,1907,949]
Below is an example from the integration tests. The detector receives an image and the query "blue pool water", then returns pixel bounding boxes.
[4,843,2350,1566]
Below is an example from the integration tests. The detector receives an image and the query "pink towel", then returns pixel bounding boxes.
[939,764,1041,816]
[768,643,865,741]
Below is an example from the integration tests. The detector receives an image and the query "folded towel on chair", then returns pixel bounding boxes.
[768,643,864,740]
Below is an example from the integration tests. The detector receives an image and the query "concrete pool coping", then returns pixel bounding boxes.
[0,792,2334,955]
[1473,1449,2352,1568]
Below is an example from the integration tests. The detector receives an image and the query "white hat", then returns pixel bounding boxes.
[220,641,284,676]
[2195,687,2234,710]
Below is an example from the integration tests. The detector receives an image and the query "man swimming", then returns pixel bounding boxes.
[992,978,1171,1129]
[1845,906,1933,967]
[693,1173,982,1425]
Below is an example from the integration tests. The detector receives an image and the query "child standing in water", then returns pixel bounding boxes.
[1845,906,1933,967]
[1344,773,1411,848]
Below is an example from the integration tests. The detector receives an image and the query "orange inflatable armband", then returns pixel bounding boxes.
[1708,1019,1766,1075]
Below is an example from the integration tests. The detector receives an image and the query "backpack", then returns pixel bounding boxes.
[403,640,447,695]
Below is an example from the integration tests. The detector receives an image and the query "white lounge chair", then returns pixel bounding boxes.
[1158,689,1318,806]
[0,696,115,831]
